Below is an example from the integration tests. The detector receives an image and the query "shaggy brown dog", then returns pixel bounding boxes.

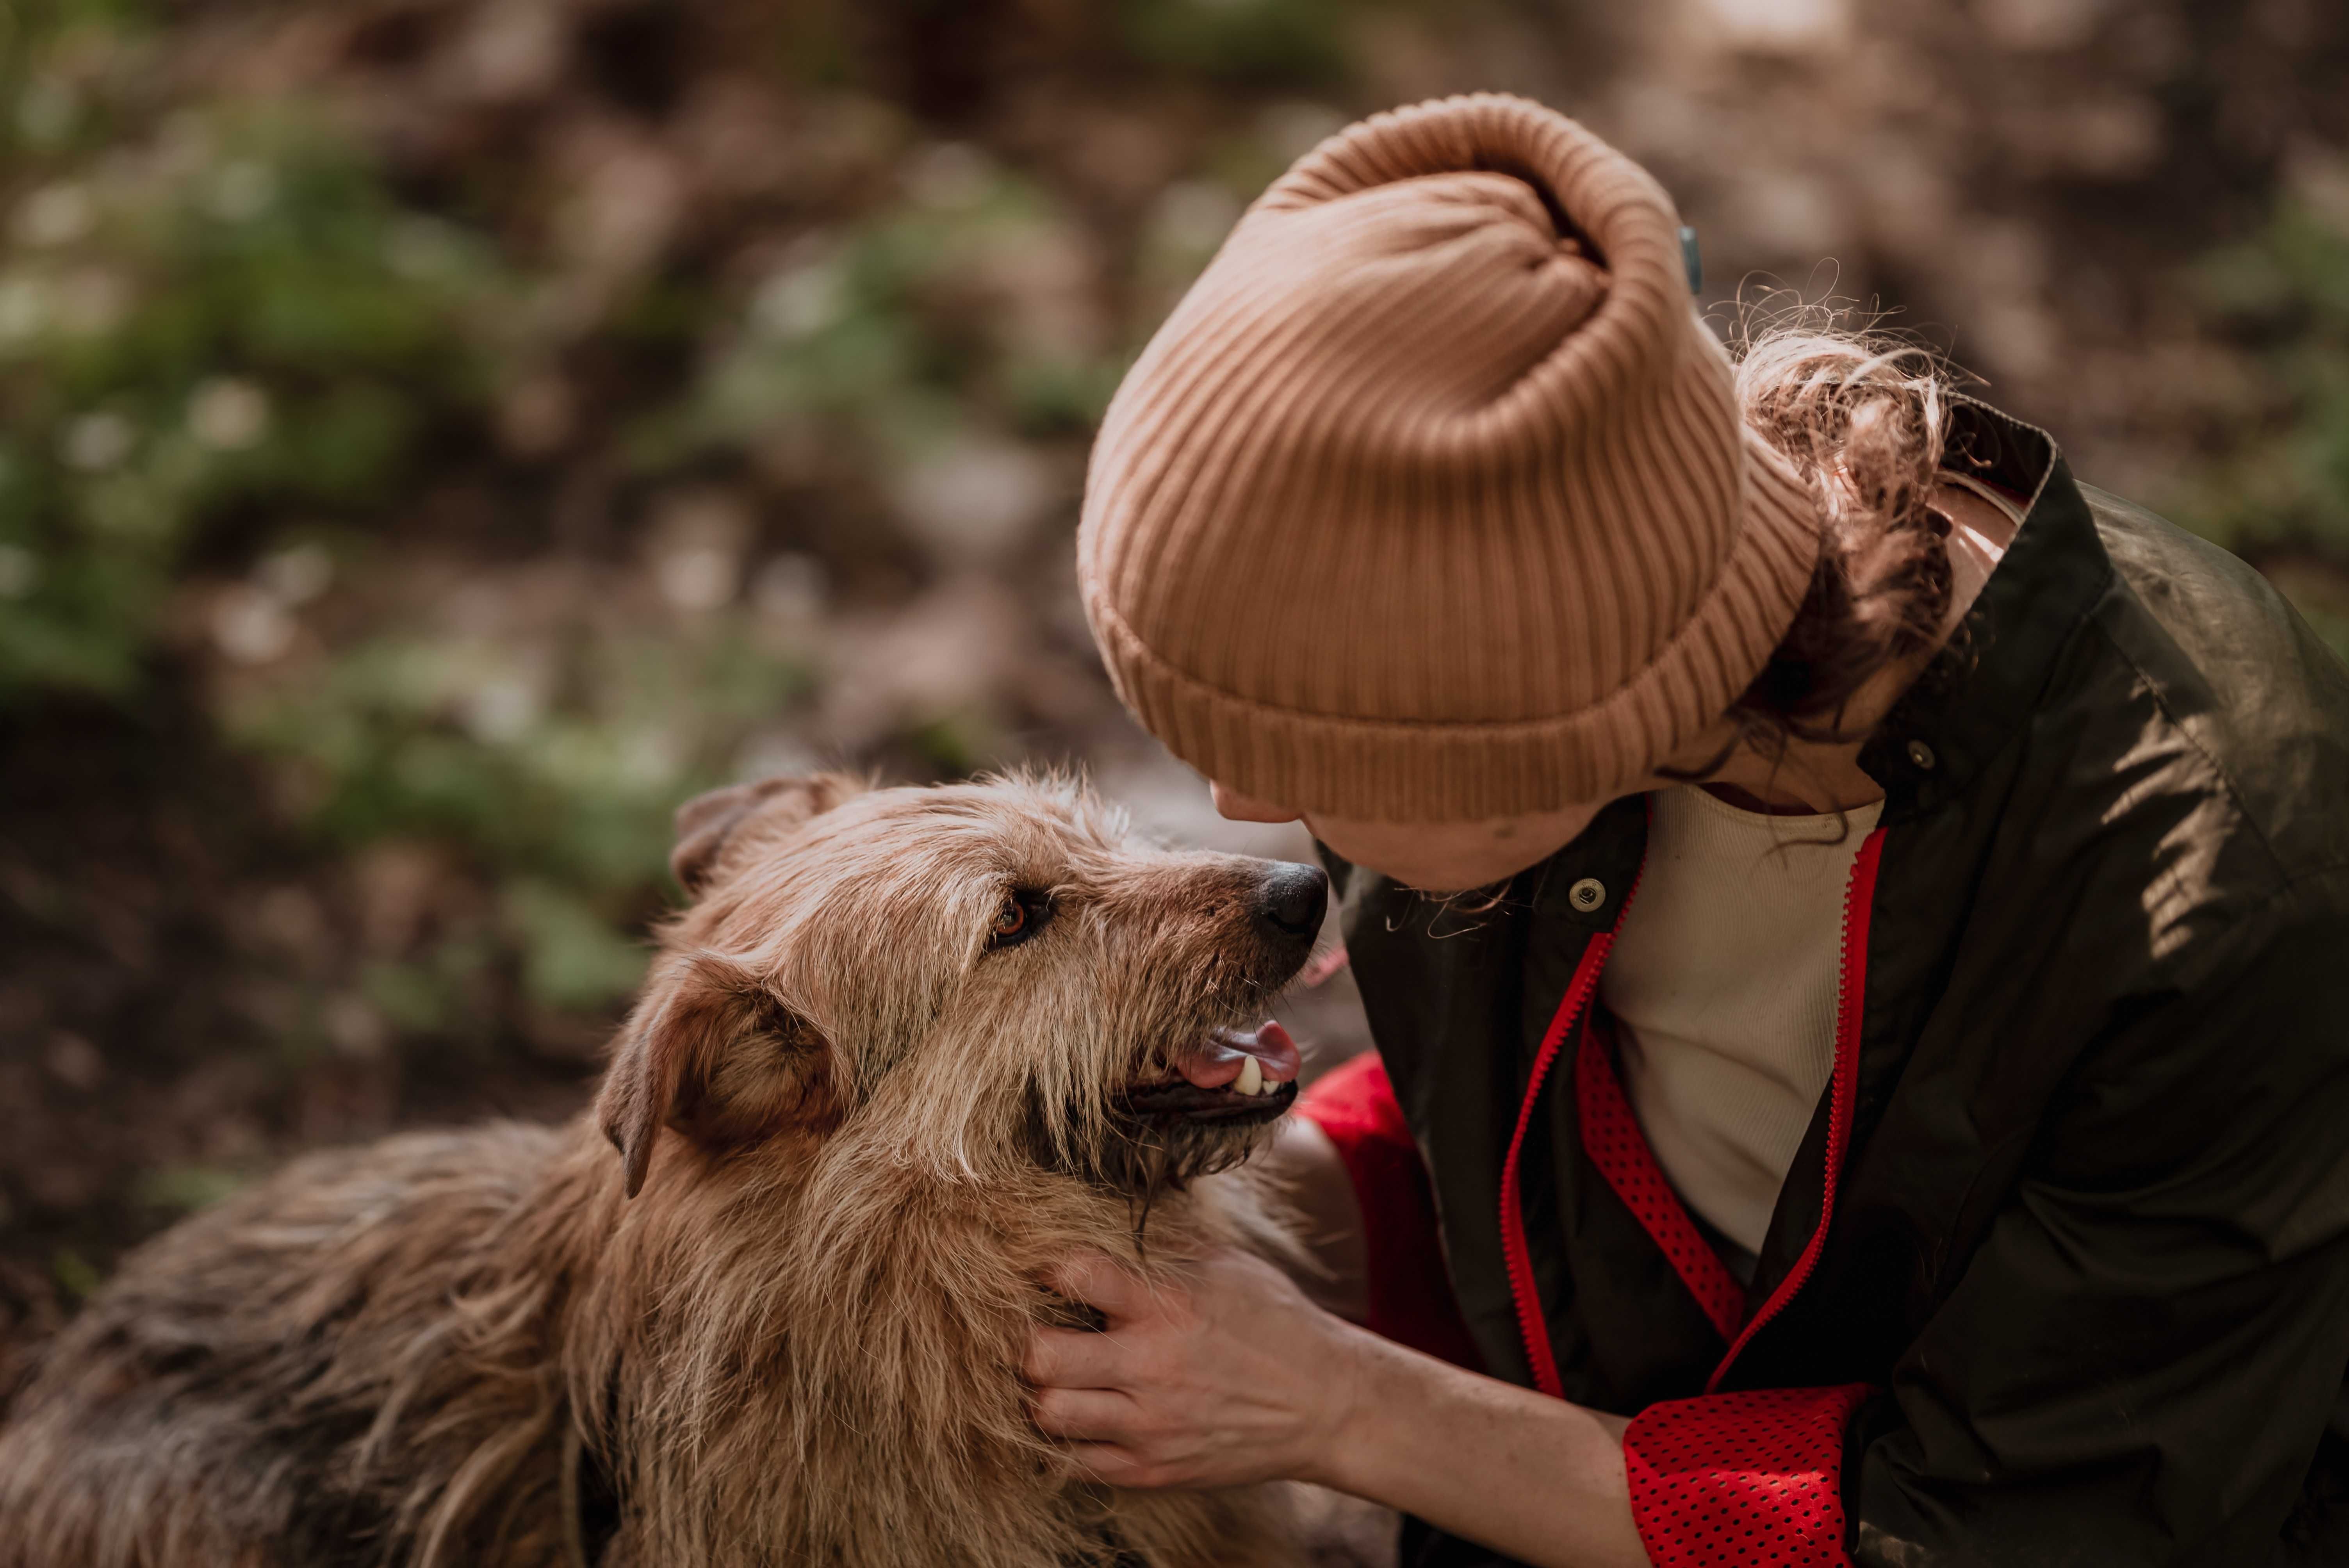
[0,773,1339,1568]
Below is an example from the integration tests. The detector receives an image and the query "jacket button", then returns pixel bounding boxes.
[1568,877,1607,912]
[1906,739,1937,770]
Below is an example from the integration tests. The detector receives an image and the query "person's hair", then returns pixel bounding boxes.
[1699,311,1965,765]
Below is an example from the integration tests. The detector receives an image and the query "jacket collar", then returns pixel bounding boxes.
[1856,398,2118,824]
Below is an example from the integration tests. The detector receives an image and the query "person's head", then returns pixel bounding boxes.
[1079,94,1958,893]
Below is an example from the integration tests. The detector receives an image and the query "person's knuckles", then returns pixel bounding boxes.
[1042,1390,1111,1437]
[1121,1407,1173,1444]
[1119,1342,1158,1380]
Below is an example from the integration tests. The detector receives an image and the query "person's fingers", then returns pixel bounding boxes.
[1032,1386,1137,1442]
[1024,1325,1128,1389]
[1042,1253,1148,1319]
[1062,1442,1161,1488]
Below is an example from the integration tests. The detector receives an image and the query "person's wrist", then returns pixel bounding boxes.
[1292,1313,1412,1494]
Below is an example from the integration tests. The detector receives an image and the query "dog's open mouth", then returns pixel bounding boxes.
[1119,1022,1301,1125]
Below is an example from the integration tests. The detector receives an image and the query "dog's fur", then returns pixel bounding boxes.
[0,773,1334,1568]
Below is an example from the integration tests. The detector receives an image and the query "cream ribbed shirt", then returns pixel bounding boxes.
[1599,786,1883,1265]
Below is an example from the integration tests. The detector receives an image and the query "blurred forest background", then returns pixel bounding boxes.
[4,0,2348,1380]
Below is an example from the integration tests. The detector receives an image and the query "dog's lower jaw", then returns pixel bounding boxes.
[1026,1087,1293,1204]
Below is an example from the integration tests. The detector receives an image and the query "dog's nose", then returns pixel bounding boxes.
[1253,862,1329,944]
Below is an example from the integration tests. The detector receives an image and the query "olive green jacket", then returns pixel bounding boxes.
[1322,401,2349,1565]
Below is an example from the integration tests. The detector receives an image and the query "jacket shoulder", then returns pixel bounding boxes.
[2076,484,2349,903]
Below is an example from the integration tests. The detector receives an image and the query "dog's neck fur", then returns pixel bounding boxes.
[506,1115,1283,1568]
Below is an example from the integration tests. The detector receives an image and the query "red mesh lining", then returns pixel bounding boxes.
[1624,1384,1871,1566]
[1576,1015,1747,1343]
[1297,1053,1483,1371]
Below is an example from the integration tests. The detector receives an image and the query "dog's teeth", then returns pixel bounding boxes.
[1234,1057,1263,1098]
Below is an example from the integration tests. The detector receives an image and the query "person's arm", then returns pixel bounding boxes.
[1027,1248,1648,1568]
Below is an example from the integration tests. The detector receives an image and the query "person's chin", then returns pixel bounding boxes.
[1307,814,1587,896]
[1367,853,1549,896]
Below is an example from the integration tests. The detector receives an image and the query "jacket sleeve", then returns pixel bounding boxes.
[1623,893,2349,1568]
[1296,1053,1483,1371]
[1622,1386,1872,1566]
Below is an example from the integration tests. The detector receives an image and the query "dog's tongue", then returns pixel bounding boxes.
[1177,1022,1301,1090]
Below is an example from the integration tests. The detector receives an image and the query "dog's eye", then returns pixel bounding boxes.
[986,891,1050,951]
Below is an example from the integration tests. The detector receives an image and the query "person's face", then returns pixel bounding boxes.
[1210,782,1613,894]
[1205,710,1788,893]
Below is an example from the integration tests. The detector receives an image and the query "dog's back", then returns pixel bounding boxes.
[0,1125,580,1568]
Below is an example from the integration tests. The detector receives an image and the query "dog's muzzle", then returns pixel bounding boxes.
[1118,1023,1301,1127]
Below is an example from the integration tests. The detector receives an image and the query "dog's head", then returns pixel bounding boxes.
[595,772,1326,1199]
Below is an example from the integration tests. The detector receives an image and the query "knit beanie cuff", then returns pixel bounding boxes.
[1089,426,1818,821]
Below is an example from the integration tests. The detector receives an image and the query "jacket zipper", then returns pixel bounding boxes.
[1497,825,1888,1403]
[1705,826,1886,1393]
[1498,871,1643,1400]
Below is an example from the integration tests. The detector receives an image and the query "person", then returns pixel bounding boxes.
[1025,93,2349,1566]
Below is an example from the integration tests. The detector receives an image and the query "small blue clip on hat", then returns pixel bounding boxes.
[1679,226,1703,294]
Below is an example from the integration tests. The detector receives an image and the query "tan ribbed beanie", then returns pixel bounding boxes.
[1078,94,1823,822]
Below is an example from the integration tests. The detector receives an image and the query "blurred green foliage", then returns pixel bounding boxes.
[228,627,805,892]
[649,153,1121,475]
[128,1165,245,1215]
[1116,0,1357,86]
[0,0,851,1031]
[2185,195,2349,655]
[226,622,811,1007]
[0,93,508,695]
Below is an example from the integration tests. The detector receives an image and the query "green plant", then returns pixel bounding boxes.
[645,150,1120,473]
[1115,0,1355,86]
[226,617,812,1007]
[2171,193,2349,658]
[0,75,510,698]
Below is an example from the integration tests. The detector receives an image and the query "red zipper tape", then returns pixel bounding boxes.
[1498,868,1643,1399]
[1499,824,1888,1403]
[1704,826,1886,1395]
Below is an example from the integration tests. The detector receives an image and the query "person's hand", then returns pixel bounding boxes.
[1025,1246,1367,1490]
[1029,1246,1648,1568]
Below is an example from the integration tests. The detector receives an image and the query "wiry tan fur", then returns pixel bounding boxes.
[0,773,1331,1568]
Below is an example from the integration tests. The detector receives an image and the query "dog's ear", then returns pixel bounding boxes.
[595,950,832,1198]
[670,773,866,896]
